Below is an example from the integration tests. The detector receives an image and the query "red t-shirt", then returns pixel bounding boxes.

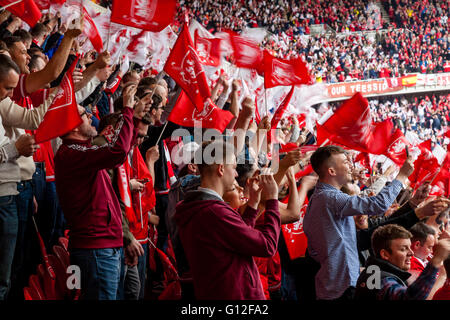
[11,74,56,181]
[410,255,426,273]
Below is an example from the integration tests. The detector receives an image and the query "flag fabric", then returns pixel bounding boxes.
[110,0,177,32]
[2,0,42,27]
[34,0,50,9]
[164,22,212,112]
[225,30,264,72]
[318,93,393,154]
[401,74,418,87]
[262,50,313,89]
[168,90,234,133]
[383,129,412,166]
[82,7,103,53]
[34,58,82,143]
[117,163,137,226]
[194,30,222,67]
[281,194,309,260]
[270,86,295,130]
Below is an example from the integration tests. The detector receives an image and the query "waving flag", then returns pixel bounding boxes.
[262,50,313,89]
[168,90,234,133]
[270,86,295,131]
[111,0,177,32]
[82,7,103,52]
[164,22,211,112]
[1,0,42,27]
[34,58,82,143]
[194,30,222,67]
[225,30,264,72]
[318,93,393,154]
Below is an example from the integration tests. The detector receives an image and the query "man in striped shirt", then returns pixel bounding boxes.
[303,145,414,300]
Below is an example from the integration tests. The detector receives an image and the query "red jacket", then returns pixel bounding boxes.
[55,107,138,249]
[175,190,280,300]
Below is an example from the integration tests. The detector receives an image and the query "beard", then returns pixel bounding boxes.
[79,122,98,139]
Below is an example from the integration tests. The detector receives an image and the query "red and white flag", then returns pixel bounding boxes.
[1,0,42,27]
[262,50,313,89]
[34,58,82,143]
[281,194,309,260]
[383,129,412,166]
[164,23,211,112]
[318,93,393,154]
[225,30,264,72]
[270,86,294,130]
[168,90,234,133]
[111,0,177,32]
[82,6,103,53]
[194,30,222,67]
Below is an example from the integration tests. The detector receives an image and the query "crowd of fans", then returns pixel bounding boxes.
[0,0,448,303]
[181,0,450,83]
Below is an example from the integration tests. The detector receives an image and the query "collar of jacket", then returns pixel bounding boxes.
[365,255,411,283]
[62,138,92,146]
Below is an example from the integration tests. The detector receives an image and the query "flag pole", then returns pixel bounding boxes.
[0,0,23,11]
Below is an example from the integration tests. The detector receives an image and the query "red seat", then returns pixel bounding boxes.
[48,254,69,299]
[53,245,70,269]
[58,237,69,251]
[37,263,58,300]
[28,274,45,300]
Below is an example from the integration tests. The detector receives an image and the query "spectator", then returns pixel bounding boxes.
[54,85,141,300]
[355,224,450,300]
[303,145,414,300]
[174,140,281,299]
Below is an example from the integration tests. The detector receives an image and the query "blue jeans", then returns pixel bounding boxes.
[0,195,18,300]
[9,181,33,300]
[137,243,148,300]
[281,269,298,301]
[70,247,121,300]
[118,243,148,300]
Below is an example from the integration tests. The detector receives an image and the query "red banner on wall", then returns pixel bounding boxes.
[326,79,403,98]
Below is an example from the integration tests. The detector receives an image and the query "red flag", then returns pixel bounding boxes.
[111,0,177,32]
[319,93,393,154]
[168,90,234,133]
[281,195,309,260]
[34,58,82,143]
[383,129,412,166]
[164,23,211,112]
[270,86,295,130]
[194,30,222,67]
[1,0,42,27]
[33,0,49,9]
[262,50,313,89]
[225,30,263,72]
[355,152,372,175]
[82,7,103,53]
[444,129,450,139]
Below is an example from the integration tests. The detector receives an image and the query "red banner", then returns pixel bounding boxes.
[326,79,404,98]
[282,197,309,260]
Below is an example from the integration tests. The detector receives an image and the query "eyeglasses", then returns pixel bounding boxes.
[137,134,149,140]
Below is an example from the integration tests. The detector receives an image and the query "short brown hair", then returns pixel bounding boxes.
[195,140,235,176]
[409,222,436,246]
[371,224,412,259]
[310,145,346,177]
